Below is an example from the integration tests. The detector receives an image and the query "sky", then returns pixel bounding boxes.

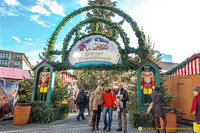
[0,0,200,66]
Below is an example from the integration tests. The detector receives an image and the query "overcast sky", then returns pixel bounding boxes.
[0,0,200,65]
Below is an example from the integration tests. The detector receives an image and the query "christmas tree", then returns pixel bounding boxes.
[86,0,118,35]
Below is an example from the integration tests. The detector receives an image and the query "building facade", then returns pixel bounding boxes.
[0,50,32,71]
[160,62,178,73]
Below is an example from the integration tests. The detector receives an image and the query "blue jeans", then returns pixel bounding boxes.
[103,107,113,128]
[76,106,85,119]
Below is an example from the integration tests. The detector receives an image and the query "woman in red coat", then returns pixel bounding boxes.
[102,85,116,131]
[191,86,200,133]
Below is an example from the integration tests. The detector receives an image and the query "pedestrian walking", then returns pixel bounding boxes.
[89,86,103,131]
[102,85,116,131]
[69,91,76,113]
[76,88,88,121]
[86,91,90,116]
[74,91,79,112]
[191,86,200,125]
[150,87,167,133]
[115,83,129,133]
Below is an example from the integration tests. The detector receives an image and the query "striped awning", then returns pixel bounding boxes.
[171,58,200,77]
[60,71,78,83]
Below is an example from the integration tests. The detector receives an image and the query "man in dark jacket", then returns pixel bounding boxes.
[76,88,88,121]
[115,83,129,133]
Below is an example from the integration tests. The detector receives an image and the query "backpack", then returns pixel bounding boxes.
[76,93,85,104]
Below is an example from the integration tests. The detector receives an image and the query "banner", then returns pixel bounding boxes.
[68,35,122,67]
[0,80,18,118]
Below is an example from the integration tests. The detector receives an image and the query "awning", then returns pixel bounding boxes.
[0,67,32,80]
[60,71,78,83]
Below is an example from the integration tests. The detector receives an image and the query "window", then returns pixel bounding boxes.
[0,53,10,58]
[0,60,8,66]
[5,60,8,64]
[6,54,9,57]
[15,55,21,59]
[14,61,20,66]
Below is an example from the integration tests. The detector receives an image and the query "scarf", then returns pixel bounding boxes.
[191,94,200,113]
[105,89,111,93]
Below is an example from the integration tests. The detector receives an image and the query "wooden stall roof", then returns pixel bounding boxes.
[33,59,56,70]
[0,66,32,80]
[165,53,200,77]
[60,71,78,83]
[135,58,162,70]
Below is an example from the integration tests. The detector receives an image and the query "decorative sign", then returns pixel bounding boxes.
[68,35,122,67]
[0,80,18,118]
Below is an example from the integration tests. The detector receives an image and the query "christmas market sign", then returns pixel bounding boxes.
[45,5,148,70]
[68,35,122,67]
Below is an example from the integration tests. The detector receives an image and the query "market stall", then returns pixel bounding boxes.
[165,53,200,122]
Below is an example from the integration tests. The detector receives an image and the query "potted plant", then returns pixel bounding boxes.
[13,79,33,125]
[160,107,181,133]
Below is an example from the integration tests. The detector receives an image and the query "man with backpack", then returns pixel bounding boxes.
[76,88,88,121]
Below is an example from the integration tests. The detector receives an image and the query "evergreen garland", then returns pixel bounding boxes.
[45,5,147,71]
[61,17,131,64]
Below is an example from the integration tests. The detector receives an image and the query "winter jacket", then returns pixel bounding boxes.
[89,92,102,111]
[115,88,129,108]
[103,89,116,108]
[150,90,166,118]
[77,90,88,107]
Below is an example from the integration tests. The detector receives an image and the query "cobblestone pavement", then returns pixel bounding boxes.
[0,111,193,133]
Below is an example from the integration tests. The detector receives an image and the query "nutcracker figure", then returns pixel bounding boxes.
[38,67,50,101]
[141,66,155,103]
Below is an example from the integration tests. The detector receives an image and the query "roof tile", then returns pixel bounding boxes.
[0,67,32,80]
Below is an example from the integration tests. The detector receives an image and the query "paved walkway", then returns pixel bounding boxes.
[0,111,193,133]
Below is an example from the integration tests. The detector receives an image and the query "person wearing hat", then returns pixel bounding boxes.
[76,88,88,121]
[191,86,200,124]
[150,87,167,133]
[102,85,116,131]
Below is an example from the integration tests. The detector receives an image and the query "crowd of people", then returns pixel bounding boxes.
[69,83,129,133]
[68,84,200,133]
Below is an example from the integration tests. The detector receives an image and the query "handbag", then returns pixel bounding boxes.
[146,102,153,114]
[193,122,200,132]
[88,115,93,127]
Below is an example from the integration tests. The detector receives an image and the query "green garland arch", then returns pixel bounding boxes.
[47,5,146,63]
[61,17,133,64]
